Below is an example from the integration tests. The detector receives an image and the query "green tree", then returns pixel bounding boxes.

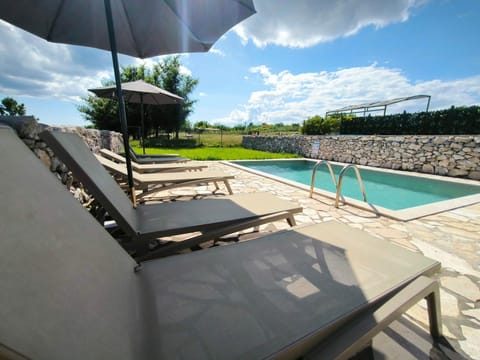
[194,120,210,129]
[301,115,341,135]
[77,93,120,131]
[78,56,198,139]
[0,97,26,116]
[148,56,198,139]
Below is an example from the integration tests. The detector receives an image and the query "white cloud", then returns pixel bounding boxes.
[0,21,112,102]
[179,65,192,76]
[212,64,480,125]
[235,0,427,48]
[209,48,226,57]
[199,92,207,97]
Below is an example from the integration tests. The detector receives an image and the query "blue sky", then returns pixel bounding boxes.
[1,0,479,127]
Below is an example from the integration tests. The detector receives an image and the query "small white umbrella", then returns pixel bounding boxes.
[89,80,184,154]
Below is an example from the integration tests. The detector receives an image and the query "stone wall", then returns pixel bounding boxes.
[242,134,480,180]
[1,116,123,202]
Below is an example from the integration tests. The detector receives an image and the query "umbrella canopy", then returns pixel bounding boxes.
[89,80,184,153]
[89,80,183,106]
[0,0,256,204]
[0,0,256,58]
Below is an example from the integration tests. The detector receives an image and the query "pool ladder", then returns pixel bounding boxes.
[309,161,368,208]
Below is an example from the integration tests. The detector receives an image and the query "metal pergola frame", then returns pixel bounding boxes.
[325,95,431,118]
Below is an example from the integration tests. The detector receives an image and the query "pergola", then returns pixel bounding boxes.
[325,95,431,118]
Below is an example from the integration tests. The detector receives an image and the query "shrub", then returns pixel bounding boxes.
[340,105,480,135]
[301,115,341,135]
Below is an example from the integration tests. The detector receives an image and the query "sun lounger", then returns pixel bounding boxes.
[99,148,206,173]
[129,146,189,164]
[94,153,234,197]
[40,129,302,259]
[99,148,205,173]
[0,125,442,359]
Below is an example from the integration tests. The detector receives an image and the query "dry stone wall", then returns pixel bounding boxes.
[242,134,480,180]
[1,116,123,202]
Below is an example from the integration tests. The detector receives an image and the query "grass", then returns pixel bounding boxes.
[186,132,244,147]
[130,132,301,160]
[130,140,300,160]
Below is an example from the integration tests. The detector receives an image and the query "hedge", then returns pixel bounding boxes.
[339,106,480,135]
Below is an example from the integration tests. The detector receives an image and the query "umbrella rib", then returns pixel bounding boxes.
[236,0,257,15]
[46,0,67,41]
[119,0,143,57]
[162,1,210,51]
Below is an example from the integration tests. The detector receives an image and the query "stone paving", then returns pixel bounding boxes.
[149,160,480,359]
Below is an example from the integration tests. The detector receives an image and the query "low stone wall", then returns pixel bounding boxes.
[1,116,123,201]
[242,134,480,180]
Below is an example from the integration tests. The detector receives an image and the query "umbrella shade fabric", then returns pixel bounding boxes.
[0,0,256,58]
[89,80,183,105]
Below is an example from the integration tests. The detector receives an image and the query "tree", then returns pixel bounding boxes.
[0,97,26,116]
[77,94,120,131]
[78,56,198,139]
[301,115,340,135]
[148,56,198,139]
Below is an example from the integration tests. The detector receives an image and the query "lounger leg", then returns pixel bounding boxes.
[426,286,442,339]
[286,215,297,227]
[224,180,233,195]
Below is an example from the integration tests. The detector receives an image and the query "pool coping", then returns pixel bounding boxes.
[223,158,480,221]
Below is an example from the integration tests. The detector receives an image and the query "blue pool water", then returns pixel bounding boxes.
[230,160,480,210]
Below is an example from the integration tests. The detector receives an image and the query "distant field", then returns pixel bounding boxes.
[131,145,300,160]
[130,132,301,160]
[187,132,244,147]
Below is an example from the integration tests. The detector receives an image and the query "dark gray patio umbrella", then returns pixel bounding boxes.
[0,0,256,204]
[89,80,184,154]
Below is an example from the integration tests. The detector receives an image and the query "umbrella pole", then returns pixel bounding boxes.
[104,0,136,206]
[141,95,146,154]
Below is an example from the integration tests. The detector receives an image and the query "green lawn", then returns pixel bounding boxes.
[130,143,300,160]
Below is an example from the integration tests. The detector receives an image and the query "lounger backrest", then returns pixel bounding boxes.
[95,153,142,181]
[0,126,142,359]
[40,130,139,236]
[100,148,127,163]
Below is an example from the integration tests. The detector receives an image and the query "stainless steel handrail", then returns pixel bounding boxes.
[309,160,337,198]
[335,164,368,207]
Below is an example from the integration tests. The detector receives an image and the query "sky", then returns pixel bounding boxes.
[1,0,479,127]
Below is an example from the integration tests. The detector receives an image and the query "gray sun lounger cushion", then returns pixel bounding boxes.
[39,130,302,258]
[1,125,441,359]
[99,148,207,173]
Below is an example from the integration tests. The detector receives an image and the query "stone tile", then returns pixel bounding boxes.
[342,214,376,223]
[405,304,457,340]
[412,239,480,278]
[294,215,314,224]
[442,276,480,302]
[437,226,480,241]
[459,326,480,359]
[418,288,460,319]
[462,308,480,319]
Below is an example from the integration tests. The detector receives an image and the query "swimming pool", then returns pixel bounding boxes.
[227,159,480,220]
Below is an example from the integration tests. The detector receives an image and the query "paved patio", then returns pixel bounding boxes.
[149,160,480,359]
